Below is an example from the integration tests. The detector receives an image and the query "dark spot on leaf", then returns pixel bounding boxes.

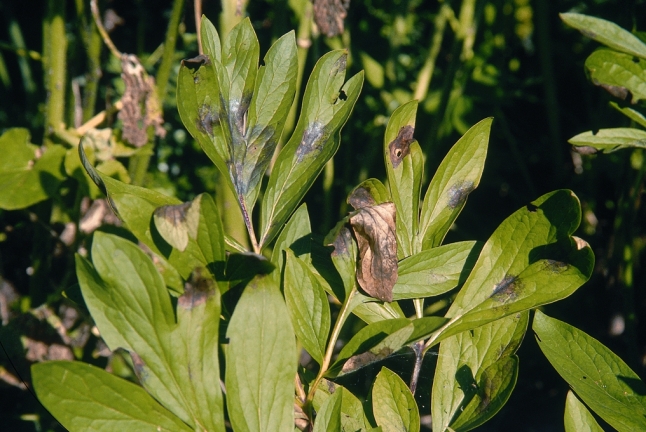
[154,202,192,227]
[196,104,219,136]
[339,89,347,100]
[545,260,569,273]
[333,53,347,74]
[573,145,598,155]
[182,54,210,68]
[348,186,377,210]
[330,224,353,257]
[350,202,398,302]
[130,352,149,383]
[327,380,337,394]
[633,56,640,63]
[490,274,521,302]
[179,267,214,310]
[447,181,475,209]
[194,76,199,84]
[478,376,495,413]
[583,376,587,379]
[296,122,327,162]
[341,346,394,374]
[388,125,415,168]
[526,203,538,212]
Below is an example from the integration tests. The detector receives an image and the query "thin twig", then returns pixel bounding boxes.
[195,0,203,54]
[90,0,122,58]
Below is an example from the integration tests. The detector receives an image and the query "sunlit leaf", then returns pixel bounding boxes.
[564,390,604,432]
[534,310,646,432]
[32,361,192,432]
[569,127,646,153]
[585,48,646,104]
[610,102,646,129]
[312,386,342,432]
[313,380,373,430]
[347,178,391,210]
[372,367,420,432]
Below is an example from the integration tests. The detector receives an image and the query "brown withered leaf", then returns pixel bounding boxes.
[313,0,350,38]
[349,202,397,302]
[388,125,415,168]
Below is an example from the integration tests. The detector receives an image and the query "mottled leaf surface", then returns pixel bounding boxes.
[393,241,481,300]
[32,361,192,432]
[75,233,224,431]
[383,101,422,258]
[225,274,296,432]
[350,202,398,302]
[372,367,420,432]
[569,127,646,153]
[561,13,646,59]
[534,310,646,432]
[564,391,604,432]
[432,312,527,432]
[419,118,491,250]
[585,48,646,104]
[260,50,363,248]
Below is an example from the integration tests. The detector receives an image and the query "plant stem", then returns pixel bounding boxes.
[413,4,450,102]
[156,0,185,103]
[305,287,358,409]
[43,0,67,146]
[409,340,425,395]
[195,0,203,54]
[220,0,248,37]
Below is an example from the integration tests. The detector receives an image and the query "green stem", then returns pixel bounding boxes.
[305,287,358,409]
[43,0,67,146]
[76,0,103,123]
[220,0,248,36]
[156,0,185,102]
[413,4,450,102]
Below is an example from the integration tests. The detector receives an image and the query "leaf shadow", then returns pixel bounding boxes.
[618,375,646,396]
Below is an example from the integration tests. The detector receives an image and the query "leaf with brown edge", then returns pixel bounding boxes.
[153,196,201,252]
[350,202,397,302]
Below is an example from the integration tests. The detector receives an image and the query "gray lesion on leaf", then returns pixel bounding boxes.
[348,186,377,210]
[182,54,211,69]
[341,346,394,374]
[490,274,522,303]
[544,259,569,273]
[388,125,415,168]
[178,267,214,310]
[592,79,631,101]
[154,202,192,227]
[196,103,220,137]
[295,122,328,162]
[447,180,475,209]
[477,374,495,413]
[130,352,149,383]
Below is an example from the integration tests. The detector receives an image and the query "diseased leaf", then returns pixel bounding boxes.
[350,202,398,302]
[372,367,420,432]
[225,274,297,432]
[259,50,364,248]
[324,219,358,301]
[75,232,225,431]
[534,310,646,432]
[585,48,646,104]
[393,241,481,300]
[569,127,646,153]
[418,118,491,250]
[284,250,330,364]
[560,13,646,59]
[32,361,192,432]
[564,391,604,432]
[153,197,201,252]
[383,101,422,258]
[312,386,343,432]
[348,178,391,210]
[427,190,594,345]
[431,313,527,432]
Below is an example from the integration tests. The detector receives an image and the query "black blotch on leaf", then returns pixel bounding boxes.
[526,203,538,212]
[182,54,210,68]
[179,267,214,310]
[593,79,630,101]
[196,104,219,136]
[388,125,415,168]
[491,274,521,302]
[447,181,475,209]
[339,90,347,101]
[633,56,640,63]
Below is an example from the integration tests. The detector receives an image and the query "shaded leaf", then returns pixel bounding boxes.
[564,391,604,432]
[383,101,422,258]
[431,312,527,432]
[534,310,646,432]
[271,203,312,276]
[560,13,646,59]
[350,202,398,302]
[153,197,201,252]
[225,274,297,432]
[284,250,330,364]
[372,367,420,432]
[324,219,358,301]
[259,50,364,248]
[569,127,646,153]
[610,102,646,128]
[32,361,192,432]
[393,241,481,300]
[585,48,646,104]
[313,386,343,432]
[313,381,373,431]
[418,118,491,250]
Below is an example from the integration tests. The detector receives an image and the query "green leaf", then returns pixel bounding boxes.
[564,390,604,432]
[610,102,646,128]
[560,13,646,59]
[431,313,527,432]
[393,241,481,300]
[225,274,297,432]
[418,118,491,250]
[428,190,594,344]
[271,203,312,275]
[32,361,192,432]
[76,232,225,431]
[569,127,646,153]
[284,250,330,364]
[347,178,391,209]
[153,197,201,252]
[383,100,422,258]
[0,128,66,210]
[372,367,420,432]
[200,15,221,64]
[585,48,646,104]
[351,295,407,325]
[325,219,358,301]
[313,387,343,432]
[260,50,364,248]
[533,310,646,432]
[313,381,373,431]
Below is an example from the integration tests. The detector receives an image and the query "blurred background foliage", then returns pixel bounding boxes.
[0,0,645,430]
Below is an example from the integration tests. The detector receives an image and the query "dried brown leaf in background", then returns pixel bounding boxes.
[313,0,350,38]
[350,202,397,302]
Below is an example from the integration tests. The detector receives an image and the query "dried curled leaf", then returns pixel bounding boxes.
[313,0,350,38]
[350,202,397,302]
